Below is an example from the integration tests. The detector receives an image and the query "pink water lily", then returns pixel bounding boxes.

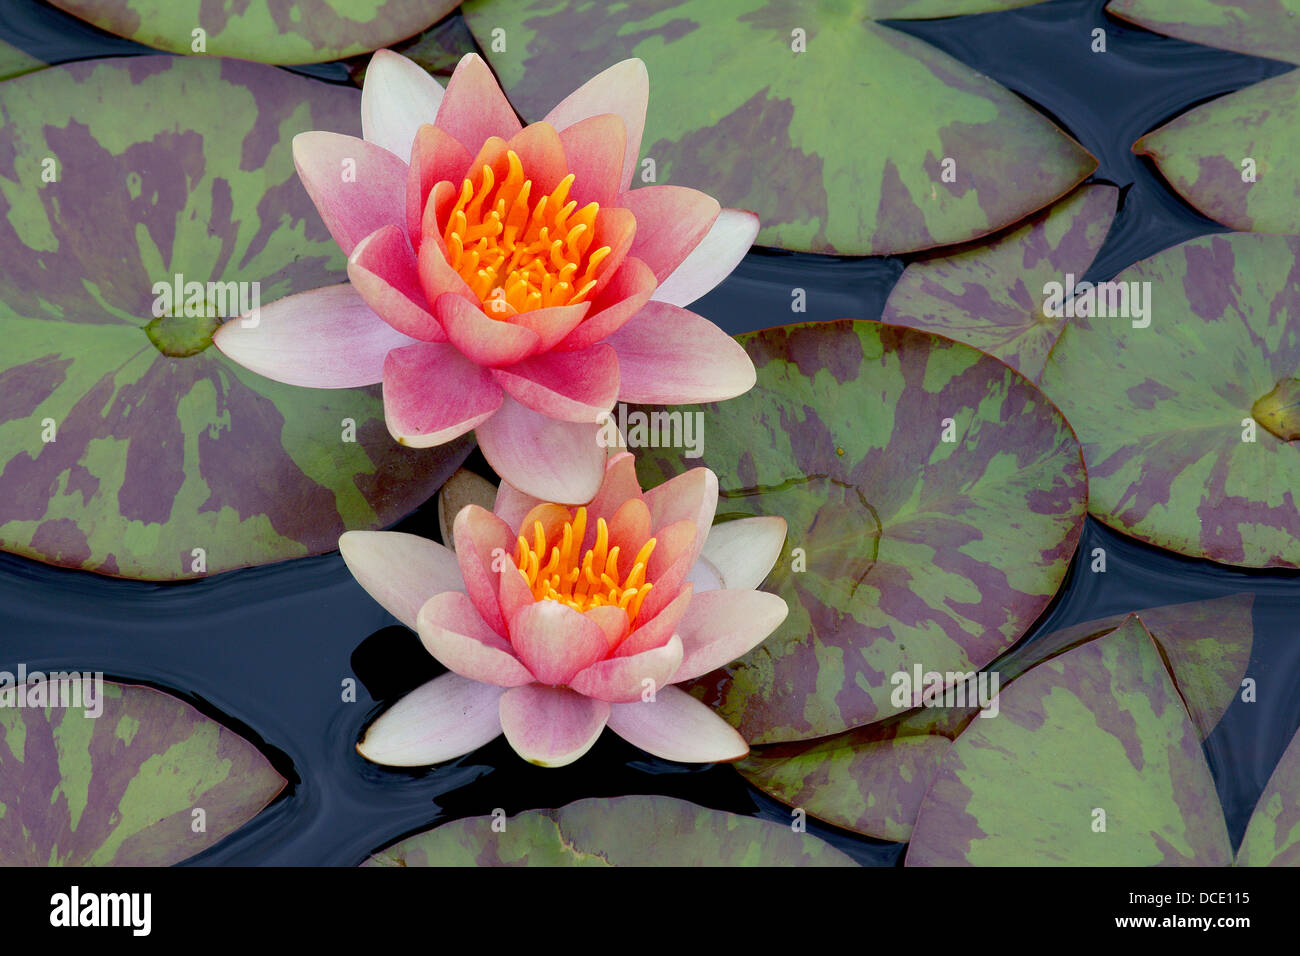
[214,50,759,503]
[342,451,787,768]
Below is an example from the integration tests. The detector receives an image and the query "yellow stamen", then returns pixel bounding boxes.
[437,150,611,316]
[513,507,656,624]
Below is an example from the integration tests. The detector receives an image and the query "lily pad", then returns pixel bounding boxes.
[344,8,480,87]
[1107,0,1300,65]
[46,0,458,65]
[461,0,1096,255]
[738,594,1252,842]
[0,40,44,82]
[363,795,857,866]
[1237,723,1300,866]
[634,320,1087,744]
[881,184,1119,381]
[0,679,284,865]
[1134,70,1300,236]
[0,57,471,579]
[1038,233,1300,568]
[906,616,1233,865]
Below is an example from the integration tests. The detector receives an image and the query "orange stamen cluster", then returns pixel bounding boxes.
[514,507,656,623]
[442,149,611,314]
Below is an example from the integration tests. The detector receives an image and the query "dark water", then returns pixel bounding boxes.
[0,0,1296,866]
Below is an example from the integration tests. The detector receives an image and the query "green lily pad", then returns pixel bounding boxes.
[1134,70,1300,236]
[0,57,471,579]
[1237,724,1300,866]
[363,795,857,866]
[461,0,1096,255]
[881,184,1119,381]
[738,594,1252,842]
[46,0,458,65]
[634,319,1087,744]
[0,679,284,865]
[1038,233,1300,568]
[1107,0,1300,65]
[0,40,44,82]
[906,616,1233,865]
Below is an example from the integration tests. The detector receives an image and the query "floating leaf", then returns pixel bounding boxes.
[0,40,44,82]
[1237,724,1300,866]
[738,594,1251,841]
[46,0,458,65]
[1107,0,1300,65]
[881,184,1118,381]
[907,616,1233,865]
[363,795,857,866]
[345,9,480,87]
[634,320,1087,743]
[1039,233,1300,568]
[0,57,471,579]
[436,468,497,550]
[461,0,1096,255]
[0,679,284,865]
[1134,71,1300,236]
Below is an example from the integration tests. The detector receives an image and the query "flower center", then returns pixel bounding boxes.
[443,149,611,315]
[513,506,656,623]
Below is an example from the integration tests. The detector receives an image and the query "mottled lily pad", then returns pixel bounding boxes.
[1135,71,1300,236]
[738,594,1252,842]
[0,57,470,579]
[461,0,1096,255]
[46,0,458,65]
[0,39,44,82]
[344,8,480,87]
[1107,0,1300,65]
[881,184,1119,381]
[635,320,1087,744]
[0,679,284,865]
[1237,723,1300,866]
[1038,233,1300,568]
[363,795,856,866]
[907,616,1233,865]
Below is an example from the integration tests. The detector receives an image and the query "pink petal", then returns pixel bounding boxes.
[338,530,464,630]
[475,396,605,504]
[670,589,788,684]
[587,206,637,302]
[506,121,569,199]
[356,672,503,767]
[292,131,409,256]
[361,49,445,161]
[544,58,648,193]
[452,504,516,636]
[498,560,535,623]
[643,467,718,557]
[640,518,699,621]
[608,302,756,403]
[617,185,720,282]
[499,684,610,767]
[652,208,759,307]
[417,226,482,307]
[614,584,693,658]
[688,515,787,592]
[382,342,503,447]
[508,600,608,686]
[555,256,657,352]
[558,113,626,208]
[406,124,473,247]
[505,302,592,352]
[417,591,534,687]
[213,283,416,388]
[435,53,522,154]
[607,496,652,558]
[492,343,619,423]
[581,451,644,549]
[348,225,446,341]
[493,479,544,531]
[570,634,682,703]
[436,293,542,367]
[584,605,630,651]
[606,685,747,763]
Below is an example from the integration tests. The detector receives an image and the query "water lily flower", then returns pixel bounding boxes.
[214,50,759,503]
[342,451,788,768]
